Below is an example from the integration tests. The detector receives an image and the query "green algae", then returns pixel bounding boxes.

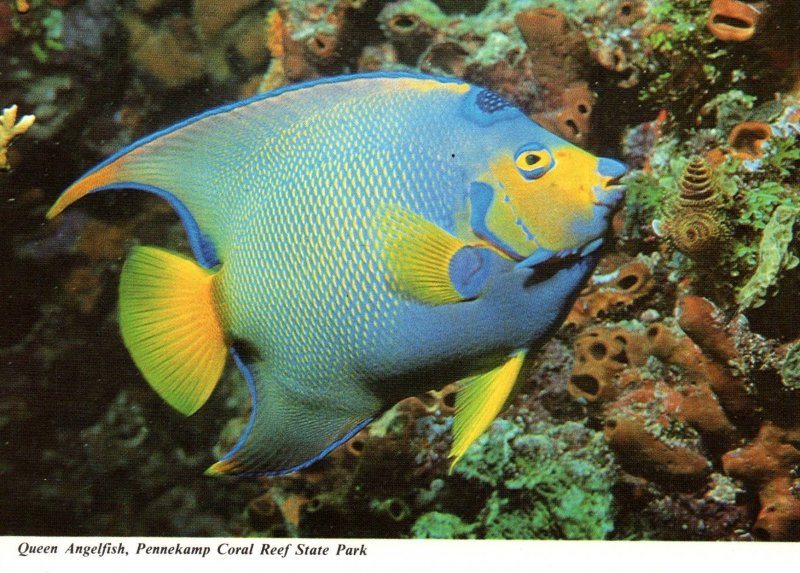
[379,0,449,30]
[737,205,800,309]
[411,511,477,539]
[411,419,617,540]
[781,339,800,391]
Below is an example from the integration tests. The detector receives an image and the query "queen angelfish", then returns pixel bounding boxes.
[48,72,626,476]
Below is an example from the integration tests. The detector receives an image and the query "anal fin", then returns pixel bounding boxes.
[119,246,228,415]
[449,349,528,471]
[204,357,377,477]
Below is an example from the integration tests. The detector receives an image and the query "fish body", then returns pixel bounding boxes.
[48,73,626,475]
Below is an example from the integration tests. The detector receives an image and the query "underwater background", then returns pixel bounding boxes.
[2,0,800,541]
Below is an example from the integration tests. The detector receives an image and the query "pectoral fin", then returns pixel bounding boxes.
[380,206,500,305]
[449,349,528,471]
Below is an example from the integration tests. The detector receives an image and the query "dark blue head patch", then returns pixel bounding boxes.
[461,87,522,126]
[476,89,515,114]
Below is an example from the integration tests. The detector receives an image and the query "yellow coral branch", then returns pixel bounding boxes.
[0,105,36,171]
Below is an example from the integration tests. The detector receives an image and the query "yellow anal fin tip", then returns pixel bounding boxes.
[119,246,227,416]
[449,349,528,471]
[47,162,123,219]
[380,205,466,306]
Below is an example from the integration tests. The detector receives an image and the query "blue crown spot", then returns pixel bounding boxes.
[476,89,514,114]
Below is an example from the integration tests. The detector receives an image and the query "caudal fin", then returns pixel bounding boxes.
[119,246,228,415]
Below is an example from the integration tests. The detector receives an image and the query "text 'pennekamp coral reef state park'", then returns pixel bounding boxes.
[3,0,800,542]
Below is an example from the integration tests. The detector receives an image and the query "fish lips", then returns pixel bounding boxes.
[593,183,626,211]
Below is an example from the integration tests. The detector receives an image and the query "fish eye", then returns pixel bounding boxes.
[514,144,554,180]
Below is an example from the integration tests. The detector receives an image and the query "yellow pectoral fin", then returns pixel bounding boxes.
[449,349,528,472]
[119,246,228,415]
[380,205,468,305]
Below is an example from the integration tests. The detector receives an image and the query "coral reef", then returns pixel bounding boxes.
[568,294,755,487]
[228,387,459,537]
[234,378,618,540]
[566,286,800,538]
[5,0,800,544]
[623,97,800,317]
[122,0,267,89]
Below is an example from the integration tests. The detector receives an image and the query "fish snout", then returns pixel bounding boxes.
[594,157,627,209]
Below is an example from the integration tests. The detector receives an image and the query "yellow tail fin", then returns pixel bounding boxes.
[119,246,228,415]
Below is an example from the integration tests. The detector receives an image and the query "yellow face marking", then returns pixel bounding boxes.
[477,145,602,255]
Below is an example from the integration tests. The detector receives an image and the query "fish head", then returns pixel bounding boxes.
[470,125,626,267]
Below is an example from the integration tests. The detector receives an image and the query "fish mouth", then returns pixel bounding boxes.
[514,235,606,271]
[593,180,627,210]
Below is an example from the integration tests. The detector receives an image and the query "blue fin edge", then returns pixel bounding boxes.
[76,72,470,184]
[220,346,376,477]
[84,183,219,268]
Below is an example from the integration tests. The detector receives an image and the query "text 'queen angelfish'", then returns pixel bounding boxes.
[48,73,626,476]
